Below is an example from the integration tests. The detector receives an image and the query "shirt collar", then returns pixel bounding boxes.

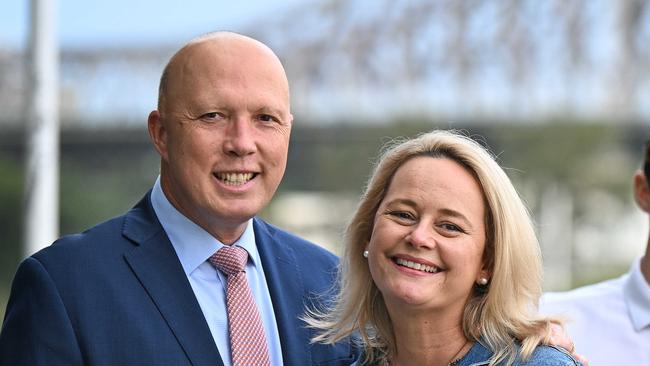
[150,176,260,275]
[623,257,650,331]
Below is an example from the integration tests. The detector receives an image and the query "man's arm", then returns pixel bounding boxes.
[0,257,83,365]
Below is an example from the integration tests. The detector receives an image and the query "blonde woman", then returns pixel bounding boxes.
[306,130,584,366]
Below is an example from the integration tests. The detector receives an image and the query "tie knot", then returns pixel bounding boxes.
[209,245,248,275]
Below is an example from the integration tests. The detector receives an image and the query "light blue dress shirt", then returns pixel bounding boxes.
[151,177,284,366]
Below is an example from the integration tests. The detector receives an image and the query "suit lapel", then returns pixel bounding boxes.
[254,218,312,366]
[122,193,224,366]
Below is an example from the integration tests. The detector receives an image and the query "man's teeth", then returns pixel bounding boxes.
[216,172,254,185]
[395,258,439,273]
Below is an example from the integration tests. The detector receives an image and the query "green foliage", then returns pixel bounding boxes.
[0,158,22,319]
[571,263,629,288]
[284,120,640,202]
[59,150,159,235]
[0,287,6,323]
[0,121,647,312]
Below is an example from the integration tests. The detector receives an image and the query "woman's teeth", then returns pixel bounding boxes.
[395,258,439,273]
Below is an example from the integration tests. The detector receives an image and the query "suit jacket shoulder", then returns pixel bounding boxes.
[0,192,222,366]
[1,194,358,366]
[253,218,357,365]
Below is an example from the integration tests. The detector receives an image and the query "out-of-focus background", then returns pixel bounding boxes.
[1,0,649,319]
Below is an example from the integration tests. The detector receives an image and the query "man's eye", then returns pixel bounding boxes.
[258,114,278,123]
[200,112,221,120]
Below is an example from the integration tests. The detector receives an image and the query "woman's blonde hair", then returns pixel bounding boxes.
[306,130,555,365]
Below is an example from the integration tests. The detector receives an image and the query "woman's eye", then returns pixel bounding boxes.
[388,211,414,221]
[439,223,464,233]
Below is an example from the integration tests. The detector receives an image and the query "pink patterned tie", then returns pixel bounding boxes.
[209,246,271,366]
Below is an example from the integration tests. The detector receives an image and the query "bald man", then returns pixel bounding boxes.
[0,32,356,366]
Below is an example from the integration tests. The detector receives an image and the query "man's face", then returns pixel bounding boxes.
[149,37,292,243]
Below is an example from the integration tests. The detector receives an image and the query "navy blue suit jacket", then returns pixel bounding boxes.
[0,192,356,365]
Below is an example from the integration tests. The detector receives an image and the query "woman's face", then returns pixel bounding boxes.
[366,156,488,315]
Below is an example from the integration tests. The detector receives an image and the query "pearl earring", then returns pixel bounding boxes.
[477,278,488,285]
[363,250,369,258]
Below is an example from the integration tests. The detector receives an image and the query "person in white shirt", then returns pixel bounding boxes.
[541,139,650,365]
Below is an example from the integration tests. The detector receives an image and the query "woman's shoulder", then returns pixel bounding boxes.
[464,340,584,366]
[520,345,583,366]
[349,343,583,366]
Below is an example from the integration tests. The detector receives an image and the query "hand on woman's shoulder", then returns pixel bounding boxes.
[526,345,585,366]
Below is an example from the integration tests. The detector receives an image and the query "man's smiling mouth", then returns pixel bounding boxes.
[214,172,257,186]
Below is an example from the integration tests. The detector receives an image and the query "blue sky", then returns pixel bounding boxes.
[0,0,304,50]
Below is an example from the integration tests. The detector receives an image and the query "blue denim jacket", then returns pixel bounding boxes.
[459,340,583,366]
[351,339,583,366]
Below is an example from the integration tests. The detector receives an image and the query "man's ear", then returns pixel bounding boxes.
[148,110,168,161]
[634,170,650,213]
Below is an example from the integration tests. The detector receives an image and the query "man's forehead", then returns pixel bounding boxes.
[158,32,290,111]
[170,37,283,80]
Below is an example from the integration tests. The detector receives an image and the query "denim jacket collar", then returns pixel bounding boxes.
[462,340,492,366]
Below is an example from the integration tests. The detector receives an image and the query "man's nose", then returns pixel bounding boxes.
[223,116,257,157]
